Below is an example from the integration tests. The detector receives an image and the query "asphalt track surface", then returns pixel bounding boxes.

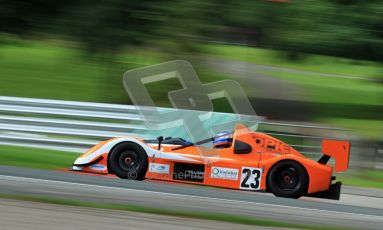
[0,166,382,229]
[1,199,287,230]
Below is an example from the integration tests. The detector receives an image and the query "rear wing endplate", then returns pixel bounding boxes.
[318,140,350,172]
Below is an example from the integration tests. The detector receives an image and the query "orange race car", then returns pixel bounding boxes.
[72,123,350,199]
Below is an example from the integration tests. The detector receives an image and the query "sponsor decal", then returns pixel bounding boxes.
[173,163,205,182]
[89,164,107,171]
[210,167,238,180]
[149,163,170,174]
[175,170,204,181]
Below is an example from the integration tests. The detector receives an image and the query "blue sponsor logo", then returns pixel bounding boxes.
[90,164,106,171]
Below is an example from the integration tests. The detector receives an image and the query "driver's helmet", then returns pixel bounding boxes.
[213,131,233,148]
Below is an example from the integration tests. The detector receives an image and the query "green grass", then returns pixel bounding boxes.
[338,170,383,189]
[1,38,381,107]
[0,194,349,230]
[0,145,79,169]
[0,39,166,103]
[2,38,381,104]
[261,70,383,139]
[0,39,229,107]
[202,44,383,108]
[200,43,383,139]
[318,118,383,139]
[0,38,381,140]
[201,44,383,79]
[262,71,382,106]
[340,177,383,189]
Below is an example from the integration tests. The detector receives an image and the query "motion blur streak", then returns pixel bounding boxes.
[0,166,383,229]
[0,0,382,229]
[1,199,276,230]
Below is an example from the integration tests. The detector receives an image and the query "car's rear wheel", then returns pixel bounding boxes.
[108,142,148,180]
[267,160,308,199]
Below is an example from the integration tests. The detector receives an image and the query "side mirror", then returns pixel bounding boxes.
[157,136,164,150]
[234,140,252,154]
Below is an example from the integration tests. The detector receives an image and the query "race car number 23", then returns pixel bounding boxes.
[240,167,262,190]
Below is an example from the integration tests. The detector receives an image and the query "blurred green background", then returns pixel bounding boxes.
[1,0,382,130]
[0,0,382,186]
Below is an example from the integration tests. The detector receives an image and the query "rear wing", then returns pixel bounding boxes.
[318,140,350,172]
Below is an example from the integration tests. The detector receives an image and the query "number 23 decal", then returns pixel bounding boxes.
[240,167,262,190]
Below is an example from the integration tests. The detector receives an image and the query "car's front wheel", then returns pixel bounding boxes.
[108,142,148,180]
[267,160,308,199]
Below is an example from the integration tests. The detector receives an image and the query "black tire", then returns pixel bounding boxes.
[108,142,148,180]
[267,160,308,199]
